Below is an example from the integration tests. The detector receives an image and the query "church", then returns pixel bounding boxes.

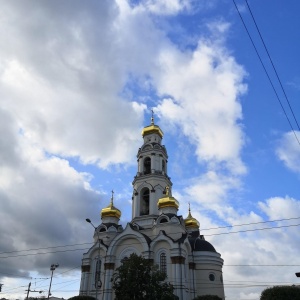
[79,117,225,300]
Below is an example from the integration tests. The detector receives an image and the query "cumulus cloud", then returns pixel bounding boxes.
[153,34,247,175]
[276,130,300,173]
[0,0,149,170]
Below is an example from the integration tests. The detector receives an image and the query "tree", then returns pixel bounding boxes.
[260,286,300,300]
[112,253,178,300]
[68,295,96,300]
[193,296,222,300]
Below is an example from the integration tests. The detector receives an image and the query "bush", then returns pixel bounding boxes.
[193,295,222,300]
[260,286,300,300]
[68,295,96,300]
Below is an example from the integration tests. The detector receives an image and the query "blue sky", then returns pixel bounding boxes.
[0,1,299,300]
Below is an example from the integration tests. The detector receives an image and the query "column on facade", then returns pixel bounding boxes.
[80,264,91,295]
[189,262,196,300]
[151,153,155,173]
[138,158,142,175]
[171,256,186,300]
[103,262,115,300]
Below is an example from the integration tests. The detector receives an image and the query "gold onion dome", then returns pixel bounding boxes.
[157,186,179,210]
[141,109,163,138]
[101,191,121,219]
[184,204,200,229]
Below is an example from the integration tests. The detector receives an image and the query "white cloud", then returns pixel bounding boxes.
[276,130,300,173]
[184,171,240,209]
[143,0,191,15]
[153,35,247,175]
[258,196,300,220]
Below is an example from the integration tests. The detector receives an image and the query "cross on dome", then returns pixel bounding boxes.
[151,108,154,125]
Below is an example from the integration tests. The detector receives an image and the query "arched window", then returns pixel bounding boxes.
[144,157,151,174]
[160,253,167,274]
[94,258,102,289]
[160,218,168,223]
[162,160,165,173]
[140,188,150,216]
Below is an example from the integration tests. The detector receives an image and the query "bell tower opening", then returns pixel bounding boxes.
[140,188,150,215]
[143,157,151,174]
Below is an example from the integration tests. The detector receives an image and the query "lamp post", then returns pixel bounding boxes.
[296,272,300,277]
[47,263,59,299]
[86,218,102,300]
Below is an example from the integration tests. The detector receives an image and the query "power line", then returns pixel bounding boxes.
[0,247,90,259]
[204,223,300,236]
[201,216,300,231]
[1,220,300,259]
[245,0,300,132]
[0,242,93,255]
[232,0,300,147]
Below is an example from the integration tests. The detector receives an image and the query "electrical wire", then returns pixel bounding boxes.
[232,0,300,147]
[201,216,300,231]
[1,220,300,259]
[245,0,300,132]
[0,242,93,255]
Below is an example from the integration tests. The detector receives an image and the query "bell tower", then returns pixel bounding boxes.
[132,113,173,226]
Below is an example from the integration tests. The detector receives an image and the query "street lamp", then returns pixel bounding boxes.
[296,272,300,277]
[47,263,59,299]
[86,218,102,300]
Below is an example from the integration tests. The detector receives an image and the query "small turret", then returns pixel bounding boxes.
[157,186,179,215]
[184,203,200,232]
[101,190,121,223]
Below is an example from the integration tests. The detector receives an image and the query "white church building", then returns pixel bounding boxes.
[79,119,225,300]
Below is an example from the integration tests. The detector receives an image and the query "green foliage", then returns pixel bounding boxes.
[112,253,179,300]
[68,295,96,300]
[260,285,300,300]
[193,295,222,300]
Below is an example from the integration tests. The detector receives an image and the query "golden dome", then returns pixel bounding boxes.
[142,111,163,138]
[184,204,200,229]
[101,191,121,219]
[142,124,163,138]
[157,186,179,210]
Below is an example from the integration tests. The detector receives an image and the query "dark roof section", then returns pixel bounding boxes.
[188,233,216,252]
[193,238,216,252]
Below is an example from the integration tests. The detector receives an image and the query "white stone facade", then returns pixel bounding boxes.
[79,123,225,300]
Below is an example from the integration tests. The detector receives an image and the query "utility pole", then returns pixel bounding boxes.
[47,263,59,299]
[26,282,31,300]
[25,282,43,300]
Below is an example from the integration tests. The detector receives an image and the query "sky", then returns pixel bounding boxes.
[0,0,299,300]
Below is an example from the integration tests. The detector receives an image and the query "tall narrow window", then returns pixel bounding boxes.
[144,157,151,174]
[94,258,102,289]
[160,253,167,275]
[162,160,165,173]
[140,188,150,215]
